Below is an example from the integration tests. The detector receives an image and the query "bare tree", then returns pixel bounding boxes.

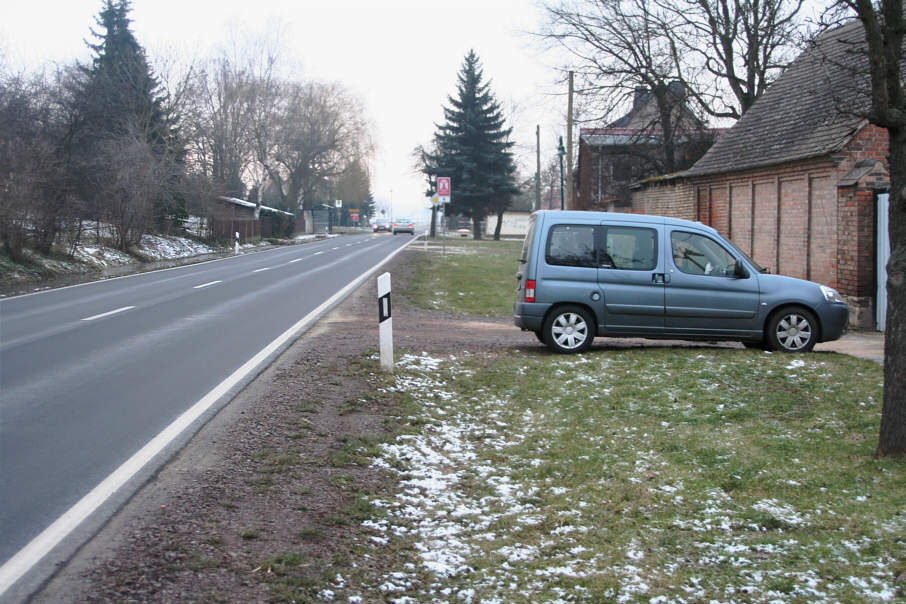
[837,0,905,457]
[186,56,256,197]
[261,81,373,230]
[0,71,75,259]
[540,0,807,144]
[658,0,806,119]
[90,128,171,250]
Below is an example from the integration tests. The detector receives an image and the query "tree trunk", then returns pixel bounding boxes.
[878,126,906,457]
[472,216,482,240]
[493,208,504,240]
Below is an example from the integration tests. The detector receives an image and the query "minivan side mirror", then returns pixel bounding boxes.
[733,260,749,279]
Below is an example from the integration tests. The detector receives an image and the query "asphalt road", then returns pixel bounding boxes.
[0,232,415,596]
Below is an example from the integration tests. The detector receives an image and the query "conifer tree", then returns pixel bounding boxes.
[71,0,184,241]
[426,51,519,239]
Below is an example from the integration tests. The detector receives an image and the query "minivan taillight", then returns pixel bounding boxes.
[525,279,536,303]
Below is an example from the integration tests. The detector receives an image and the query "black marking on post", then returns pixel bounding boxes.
[378,293,392,323]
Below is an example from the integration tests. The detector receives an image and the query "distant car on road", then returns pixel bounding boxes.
[392,219,415,235]
[373,220,390,233]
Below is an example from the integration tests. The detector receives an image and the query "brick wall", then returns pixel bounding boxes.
[629,178,696,219]
[837,187,876,297]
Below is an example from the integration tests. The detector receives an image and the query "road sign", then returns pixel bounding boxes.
[437,177,451,202]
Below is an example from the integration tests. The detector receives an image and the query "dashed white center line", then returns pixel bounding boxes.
[289,258,304,263]
[81,306,135,322]
[253,267,271,273]
[313,251,324,256]
[193,280,222,289]
[331,246,341,250]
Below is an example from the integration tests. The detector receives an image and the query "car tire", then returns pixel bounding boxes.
[534,331,545,343]
[765,307,818,352]
[542,305,595,354]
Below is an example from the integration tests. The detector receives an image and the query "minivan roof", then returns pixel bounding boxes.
[531,210,717,235]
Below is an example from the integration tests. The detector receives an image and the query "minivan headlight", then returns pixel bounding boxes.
[820,285,844,303]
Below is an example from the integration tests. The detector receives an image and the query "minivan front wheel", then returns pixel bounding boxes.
[543,305,595,354]
[766,307,818,352]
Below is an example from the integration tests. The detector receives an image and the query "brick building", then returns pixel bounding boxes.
[575,83,719,210]
[631,20,895,329]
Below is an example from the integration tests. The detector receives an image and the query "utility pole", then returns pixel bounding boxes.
[535,125,541,211]
[566,71,574,210]
[557,136,566,211]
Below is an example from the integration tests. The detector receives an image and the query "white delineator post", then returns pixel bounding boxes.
[234,231,240,255]
[378,272,393,371]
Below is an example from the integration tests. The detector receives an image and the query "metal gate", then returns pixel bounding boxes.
[877,193,890,331]
[312,209,330,234]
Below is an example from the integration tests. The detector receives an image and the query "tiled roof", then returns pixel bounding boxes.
[687,20,876,177]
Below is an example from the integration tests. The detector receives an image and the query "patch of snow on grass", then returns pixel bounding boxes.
[752,498,809,527]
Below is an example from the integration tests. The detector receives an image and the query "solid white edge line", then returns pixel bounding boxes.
[0,233,421,598]
[193,281,222,289]
[80,306,136,322]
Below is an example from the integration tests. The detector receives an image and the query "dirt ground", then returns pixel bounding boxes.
[31,249,537,603]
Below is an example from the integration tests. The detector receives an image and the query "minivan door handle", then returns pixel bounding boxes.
[652,273,669,284]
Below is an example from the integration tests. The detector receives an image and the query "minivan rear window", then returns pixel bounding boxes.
[546,225,597,267]
[520,215,538,263]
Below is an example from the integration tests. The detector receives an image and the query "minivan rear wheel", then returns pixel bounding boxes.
[542,305,595,354]
[766,307,818,352]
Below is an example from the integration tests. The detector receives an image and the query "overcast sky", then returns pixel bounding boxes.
[1,0,568,220]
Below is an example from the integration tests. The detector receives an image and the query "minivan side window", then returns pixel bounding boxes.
[603,226,657,270]
[671,231,737,276]
[546,225,597,267]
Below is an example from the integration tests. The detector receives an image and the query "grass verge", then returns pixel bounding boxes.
[345,349,900,602]
[406,238,523,316]
[304,241,902,601]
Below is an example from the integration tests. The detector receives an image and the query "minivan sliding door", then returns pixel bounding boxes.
[596,225,665,334]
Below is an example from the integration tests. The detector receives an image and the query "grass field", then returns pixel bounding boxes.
[327,240,903,602]
[406,238,524,317]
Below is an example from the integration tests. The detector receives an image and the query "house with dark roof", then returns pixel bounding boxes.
[631,19,899,329]
[574,83,719,210]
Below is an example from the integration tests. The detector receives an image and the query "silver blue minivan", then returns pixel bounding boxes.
[514,211,849,354]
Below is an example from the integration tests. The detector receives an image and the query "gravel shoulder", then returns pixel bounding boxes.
[31,249,535,603]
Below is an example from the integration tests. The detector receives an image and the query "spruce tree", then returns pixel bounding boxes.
[426,50,519,239]
[72,0,185,237]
